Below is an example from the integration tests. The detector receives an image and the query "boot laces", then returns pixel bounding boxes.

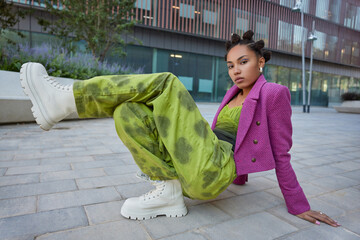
[143,180,166,201]
[45,75,72,91]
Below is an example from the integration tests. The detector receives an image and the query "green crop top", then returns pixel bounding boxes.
[213,105,242,150]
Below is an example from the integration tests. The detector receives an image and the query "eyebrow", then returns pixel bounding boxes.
[226,55,248,63]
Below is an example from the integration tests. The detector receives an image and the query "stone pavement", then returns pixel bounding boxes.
[0,104,359,240]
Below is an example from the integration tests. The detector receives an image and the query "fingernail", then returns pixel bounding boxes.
[315,221,321,225]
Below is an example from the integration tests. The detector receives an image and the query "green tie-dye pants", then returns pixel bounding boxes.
[73,72,237,200]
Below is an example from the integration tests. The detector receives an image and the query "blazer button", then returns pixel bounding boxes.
[253,139,258,144]
[256,121,261,126]
[251,158,256,163]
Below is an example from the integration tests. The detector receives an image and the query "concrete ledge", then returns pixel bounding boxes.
[334,101,360,114]
[0,70,79,124]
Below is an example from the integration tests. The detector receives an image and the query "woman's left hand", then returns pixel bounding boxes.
[296,210,341,227]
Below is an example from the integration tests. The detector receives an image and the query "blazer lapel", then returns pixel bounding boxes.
[235,75,267,150]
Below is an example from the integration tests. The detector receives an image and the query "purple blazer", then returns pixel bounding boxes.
[211,74,310,215]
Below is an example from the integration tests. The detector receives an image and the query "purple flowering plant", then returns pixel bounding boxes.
[0,43,144,79]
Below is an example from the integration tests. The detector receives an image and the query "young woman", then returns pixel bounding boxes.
[20,30,339,227]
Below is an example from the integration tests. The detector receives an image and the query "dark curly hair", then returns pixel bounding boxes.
[224,30,271,62]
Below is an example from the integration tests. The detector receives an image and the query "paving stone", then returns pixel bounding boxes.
[40,156,94,165]
[330,161,360,171]
[161,231,208,240]
[0,144,18,151]
[84,200,125,225]
[0,174,39,187]
[341,151,360,159]
[38,187,121,211]
[18,143,53,150]
[0,196,36,218]
[36,220,148,240]
[211,191,283,217]
[0,151,14,161]
[296,157,337,167]
[118,157,138,165]
[329,153,360,161]
[40,168,105,182]
[103,164,140,175]
[66,148,113,157]
[295,182,333,198]
[249,169,275,178]
[279,224,360,240]
[311,175,359,191]
[226,177,278,196]
[340,169,360,181]
[303,148,345,156]
[108,144,131,153]
[6,164,71,175]
[266,182,328,200]
[93,153,131,161]
[0,105,359,239]
[184,189,236,207]
[307,198,347,220]
[0,180,77,200]
[14,152,67,161]
[266,204,314,229]
[3,234,36,240]
[267,197,346,229]
[336,209,360,235]
[141,203,231,239]
[288,161,308,170]
[0,207,88,239]
[42,146,87,153]
[296,165,345,178]
[116,182,154,199]
[76,173,142,189]
[293,151,326,159]
[0,160,40,168]
[72,159,125,170]
[318,188,360,211]
[202,212,298,240]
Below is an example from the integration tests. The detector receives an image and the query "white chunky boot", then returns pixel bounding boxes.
[20,62,77,131]
[121,179,188,220]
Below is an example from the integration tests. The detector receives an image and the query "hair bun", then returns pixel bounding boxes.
[242,30,254,40]
[231,33,241,44]
[263,50,271,62]
[254,40,264,50]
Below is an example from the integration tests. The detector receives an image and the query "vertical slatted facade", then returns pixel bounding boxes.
[130,0,359,66]
[9,0,360,66]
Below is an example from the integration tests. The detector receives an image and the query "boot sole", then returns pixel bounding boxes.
[121,205,188,220]
[20,63,54,131]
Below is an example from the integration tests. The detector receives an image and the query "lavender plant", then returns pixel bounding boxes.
[0,43,144,79]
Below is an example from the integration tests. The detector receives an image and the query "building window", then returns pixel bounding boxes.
[324,35,338,61]
[315,0,341,24]
[135,0,151,11]
[203,9,218,25]
[341,39,353,65]
[33,0,46,7]
[351,42,359,66]
[180,3,195,19]
[313,30,326,59]
[344,3,360,30]
[235,10,250,37]
[255,15,269,47]
[279,0,310,13]
[292,25,307,55]
[278,21,293,52]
